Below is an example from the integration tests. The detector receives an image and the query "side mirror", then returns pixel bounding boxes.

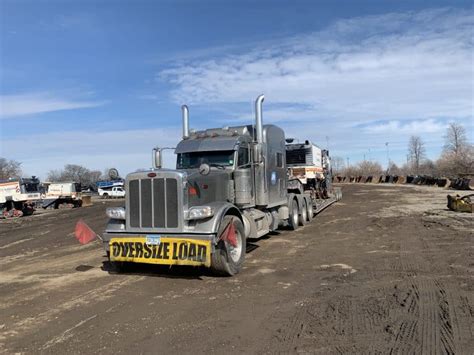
[199,163,210,175]
[152,148,162,169]
[253,144,263,164]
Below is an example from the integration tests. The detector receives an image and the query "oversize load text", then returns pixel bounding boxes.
[109,238,209,265]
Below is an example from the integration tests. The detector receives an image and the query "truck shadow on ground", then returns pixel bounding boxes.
[101,261,211,279]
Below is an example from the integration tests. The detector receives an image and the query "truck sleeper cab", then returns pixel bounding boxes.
[103,95,326,275]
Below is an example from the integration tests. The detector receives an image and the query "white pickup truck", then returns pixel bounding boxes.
[98,186,125,198]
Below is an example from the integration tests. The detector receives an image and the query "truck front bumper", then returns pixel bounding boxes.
[102,232,216,267]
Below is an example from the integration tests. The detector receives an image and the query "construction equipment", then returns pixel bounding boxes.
[447,194,473,213]
[42,182,83,209]
[0,177,41,217]
[286,139,341,215]
[102,95,341,275]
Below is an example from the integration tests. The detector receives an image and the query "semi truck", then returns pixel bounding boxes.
[103,95,341,275]
[0,177,41,217]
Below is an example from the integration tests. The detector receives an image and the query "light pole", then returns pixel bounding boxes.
[385,142,390,173]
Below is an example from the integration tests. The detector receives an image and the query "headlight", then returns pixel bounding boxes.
[186,206,214,220]
[106,207,126,220]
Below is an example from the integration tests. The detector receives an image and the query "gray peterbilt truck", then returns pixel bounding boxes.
[103,95,341,275]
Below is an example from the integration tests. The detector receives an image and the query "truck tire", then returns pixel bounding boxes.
[288,198,299,230]
[211,215,246,276]
[103,193,109,199]
[107,252,131,273]
[305,196,313,222]
[299,198,308,226]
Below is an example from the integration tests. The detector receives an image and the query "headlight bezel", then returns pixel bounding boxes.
[185,206,214,220]
[106,207,126,220]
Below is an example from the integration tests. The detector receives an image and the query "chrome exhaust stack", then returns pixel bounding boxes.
[253,94,268,206]
[254,94,265,143]
[182,105,189,139]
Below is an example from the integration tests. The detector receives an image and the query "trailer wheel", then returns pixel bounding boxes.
[211,215,246,276]
[299,199,308,226]
[288,198,299,230]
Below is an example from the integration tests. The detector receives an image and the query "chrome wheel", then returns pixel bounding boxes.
[299,201,307,225]
[292,203,299,227]
[227,227,243,263]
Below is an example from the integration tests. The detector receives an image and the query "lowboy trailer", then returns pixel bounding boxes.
[103,95,341,275]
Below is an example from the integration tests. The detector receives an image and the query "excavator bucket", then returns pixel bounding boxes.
[447,194,473,213]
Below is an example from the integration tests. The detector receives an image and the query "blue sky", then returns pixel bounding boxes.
[1,0,472,178]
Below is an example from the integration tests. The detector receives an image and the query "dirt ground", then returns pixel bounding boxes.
[0,184,473,354]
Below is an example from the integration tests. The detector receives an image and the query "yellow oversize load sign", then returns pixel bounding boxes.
[109,237,211,267]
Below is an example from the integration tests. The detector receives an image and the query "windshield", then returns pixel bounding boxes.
[177,151,235,169]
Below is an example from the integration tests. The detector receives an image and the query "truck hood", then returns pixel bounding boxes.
[185,169,232,206]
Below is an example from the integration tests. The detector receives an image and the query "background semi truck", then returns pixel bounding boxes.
[103,95,341,275]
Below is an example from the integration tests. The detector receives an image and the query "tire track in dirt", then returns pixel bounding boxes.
[0,276,144,353]
[388,226,459,355]
[271,299,310,353]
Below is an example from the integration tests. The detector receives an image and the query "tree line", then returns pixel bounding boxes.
[0,161,109,188]
[334,123,472,177]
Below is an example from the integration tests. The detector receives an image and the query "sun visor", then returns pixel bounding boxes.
[175,136,241,153]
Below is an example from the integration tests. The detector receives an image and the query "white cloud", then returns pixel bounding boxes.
[159,8,473,123]
[155,7,473,167]
[364,119,447,134]
[0,93,105,118]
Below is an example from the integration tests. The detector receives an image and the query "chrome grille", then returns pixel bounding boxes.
[129,177,179,229]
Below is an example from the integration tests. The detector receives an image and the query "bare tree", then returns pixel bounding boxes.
[0,158,22,180]
[437,123,473,177]
[388,162,402,175]
[408,136,426,174]
[88,170,102,184]
[343,160,383,176]
[331,156,345,175]
[357,160,383,176]
[418,159,437,176]
[47,164,103,187]
[46,169,63,182]
[443,123,468,156]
